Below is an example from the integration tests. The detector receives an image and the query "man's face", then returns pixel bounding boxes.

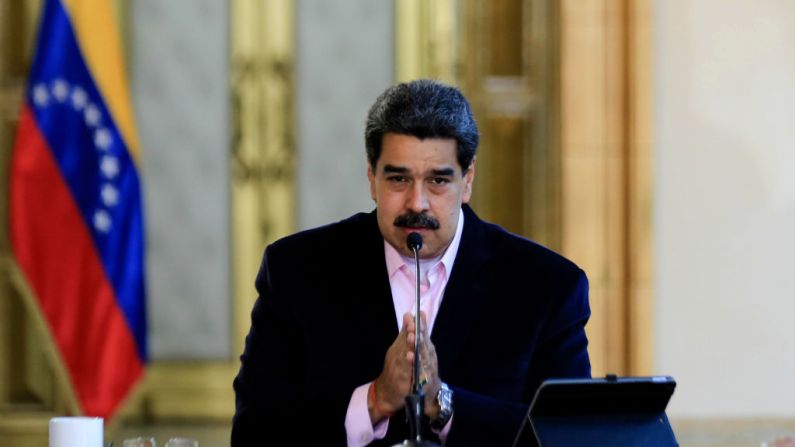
[368,133,475,258]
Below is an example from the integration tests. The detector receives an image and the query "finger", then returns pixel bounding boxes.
[422,358,436,378]
[418,332,431,356]
[421,336,436,357]
[402,312,413,330]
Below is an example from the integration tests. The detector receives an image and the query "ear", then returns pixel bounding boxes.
[462,157,476,204]
[367,163,377,202]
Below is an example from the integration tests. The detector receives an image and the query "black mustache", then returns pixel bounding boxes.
[394,213,440,230]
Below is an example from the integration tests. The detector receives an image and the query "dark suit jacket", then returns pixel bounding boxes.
[232,205,591,446]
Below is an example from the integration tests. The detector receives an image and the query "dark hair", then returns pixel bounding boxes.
[365,79,479,173]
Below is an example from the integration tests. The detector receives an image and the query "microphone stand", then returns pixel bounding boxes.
[393,233,440,447]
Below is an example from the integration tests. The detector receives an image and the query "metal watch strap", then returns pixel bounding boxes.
[430,382,453,431]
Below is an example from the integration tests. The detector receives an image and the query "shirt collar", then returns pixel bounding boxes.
[384,208,465,278]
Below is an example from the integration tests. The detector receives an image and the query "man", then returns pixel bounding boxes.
[232,80,591,446]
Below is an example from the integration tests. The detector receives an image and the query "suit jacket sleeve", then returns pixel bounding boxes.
[231,245,354,445]
[231,246,308,445]
[444,269,591,446]
[232,222,388,446]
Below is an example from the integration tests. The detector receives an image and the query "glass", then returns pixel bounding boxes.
[123,437,157,447]
[165,438,198,447]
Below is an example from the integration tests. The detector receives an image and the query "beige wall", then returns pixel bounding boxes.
[296,0,393,229]
[655,0,795,417]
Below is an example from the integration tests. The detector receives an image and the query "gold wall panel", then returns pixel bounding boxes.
[229,0,296,362]
[395,0,460,84]
[487,0,524,76]
[625,0,654,376]
[559,0,654,376]
[460,0,560,248]
[483,116,526,233]
[397,0,560,247]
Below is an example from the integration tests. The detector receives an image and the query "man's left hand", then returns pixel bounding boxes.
[416,312,442,419]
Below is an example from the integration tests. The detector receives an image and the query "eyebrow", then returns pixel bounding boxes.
[431,168,455,176]
[382,165,457,176]
[383,165,409,174]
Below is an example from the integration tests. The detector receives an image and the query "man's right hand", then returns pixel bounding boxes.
[369,312,416,423]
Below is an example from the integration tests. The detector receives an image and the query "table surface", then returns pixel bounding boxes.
[112,419,795,447]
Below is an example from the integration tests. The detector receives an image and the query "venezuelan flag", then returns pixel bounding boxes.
[9,0,146,419]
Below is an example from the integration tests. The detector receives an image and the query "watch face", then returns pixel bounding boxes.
[432,382,454,430]
[438,385,452,408]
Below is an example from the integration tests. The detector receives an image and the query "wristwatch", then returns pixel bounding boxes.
[430,382,454,431]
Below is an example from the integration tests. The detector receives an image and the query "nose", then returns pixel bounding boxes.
[406,181,429,213]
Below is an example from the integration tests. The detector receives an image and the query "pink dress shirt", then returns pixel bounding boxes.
[345,209,465,446]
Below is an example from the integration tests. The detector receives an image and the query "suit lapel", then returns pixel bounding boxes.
[431,205,494,376]
[352,211,399,364]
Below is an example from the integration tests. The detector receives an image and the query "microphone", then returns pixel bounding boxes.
[396,232,439,446]
[407,232,423,253]
[406,231,423,398]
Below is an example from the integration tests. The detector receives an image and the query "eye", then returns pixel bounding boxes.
[429,177,450,185]
[387,175,408,183]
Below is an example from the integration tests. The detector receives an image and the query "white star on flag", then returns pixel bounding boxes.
[101,184,119,207]
[85,104,101,127]
[33,84,49,107]
[52,79,69,102]
[100,155,119,179]
[94,128,112,151]
[93,209,112,233]
[71,87,87,110]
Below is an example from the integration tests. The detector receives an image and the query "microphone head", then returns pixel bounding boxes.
[407,232,423,253]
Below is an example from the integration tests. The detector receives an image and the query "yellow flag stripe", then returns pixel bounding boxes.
[59,0,141,162]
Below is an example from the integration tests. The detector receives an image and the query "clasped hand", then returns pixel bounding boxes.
[370,312,441,423]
